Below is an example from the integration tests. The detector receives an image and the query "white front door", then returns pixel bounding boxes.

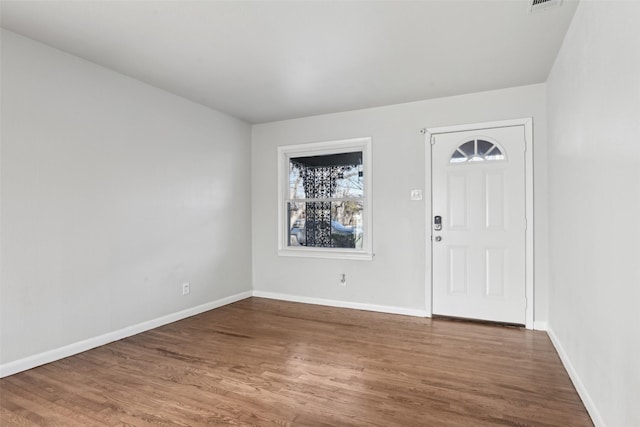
[431,125,527,324]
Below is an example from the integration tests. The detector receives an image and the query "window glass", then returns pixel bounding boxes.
[289,152,363,200]
[450,139,504,163]
[287,201,363,249]
[288,152,363,249]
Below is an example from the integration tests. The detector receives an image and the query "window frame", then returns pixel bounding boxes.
[277,137,373,261]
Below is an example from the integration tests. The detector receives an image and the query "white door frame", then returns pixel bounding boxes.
[424,118,534,329]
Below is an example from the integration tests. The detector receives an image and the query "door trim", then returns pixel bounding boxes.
[424,118,534,329]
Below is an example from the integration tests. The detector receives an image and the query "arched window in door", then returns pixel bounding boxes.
[450,139,505,163]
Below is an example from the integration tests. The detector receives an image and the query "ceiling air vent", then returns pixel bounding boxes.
[529,0,562,13]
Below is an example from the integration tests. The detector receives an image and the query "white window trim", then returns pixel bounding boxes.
[277,137,373,261]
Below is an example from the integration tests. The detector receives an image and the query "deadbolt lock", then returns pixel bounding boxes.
[434,215,442,231]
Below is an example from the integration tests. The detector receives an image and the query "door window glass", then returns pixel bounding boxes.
[450,139,504,163]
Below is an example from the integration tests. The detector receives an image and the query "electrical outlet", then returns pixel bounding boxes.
[339,274,347,287]
[182,282,190,295]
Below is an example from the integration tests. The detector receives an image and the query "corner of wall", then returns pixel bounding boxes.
[545,326,606,427]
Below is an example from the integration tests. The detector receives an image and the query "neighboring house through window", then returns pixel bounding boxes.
[278,137,372,260]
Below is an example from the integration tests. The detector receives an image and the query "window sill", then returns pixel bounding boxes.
[278,248,373,261]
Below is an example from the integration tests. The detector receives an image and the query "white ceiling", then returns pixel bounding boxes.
[0,0,578,124]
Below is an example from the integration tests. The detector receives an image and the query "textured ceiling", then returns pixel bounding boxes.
[0,1,578,123]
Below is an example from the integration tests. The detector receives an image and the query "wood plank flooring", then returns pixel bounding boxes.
[0,297,593,426]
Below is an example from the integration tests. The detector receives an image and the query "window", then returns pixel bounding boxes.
[278,137,372,260]
[450,139,504,163]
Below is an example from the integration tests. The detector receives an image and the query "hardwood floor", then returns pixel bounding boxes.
[0,297,592,426]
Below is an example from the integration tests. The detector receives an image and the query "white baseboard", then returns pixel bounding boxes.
[252,290,430,317]
[546,326,605,427]
[0,290,253,378]
[533,320,548,331]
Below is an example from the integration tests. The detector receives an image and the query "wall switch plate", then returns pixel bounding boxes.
[182,282,190,295]
[410,189,423,201]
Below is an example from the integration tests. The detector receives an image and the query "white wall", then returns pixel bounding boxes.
[546,2,640,426]
[0,30,252,367]
[252,84,549,322]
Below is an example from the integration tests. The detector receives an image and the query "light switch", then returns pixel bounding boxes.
[410,189,423,201]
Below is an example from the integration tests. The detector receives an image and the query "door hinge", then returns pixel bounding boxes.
[430,135,436,145]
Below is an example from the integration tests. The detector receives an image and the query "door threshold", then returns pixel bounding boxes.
[432,315,525,329]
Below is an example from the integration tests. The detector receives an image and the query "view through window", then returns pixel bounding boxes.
[288,151,363,249]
